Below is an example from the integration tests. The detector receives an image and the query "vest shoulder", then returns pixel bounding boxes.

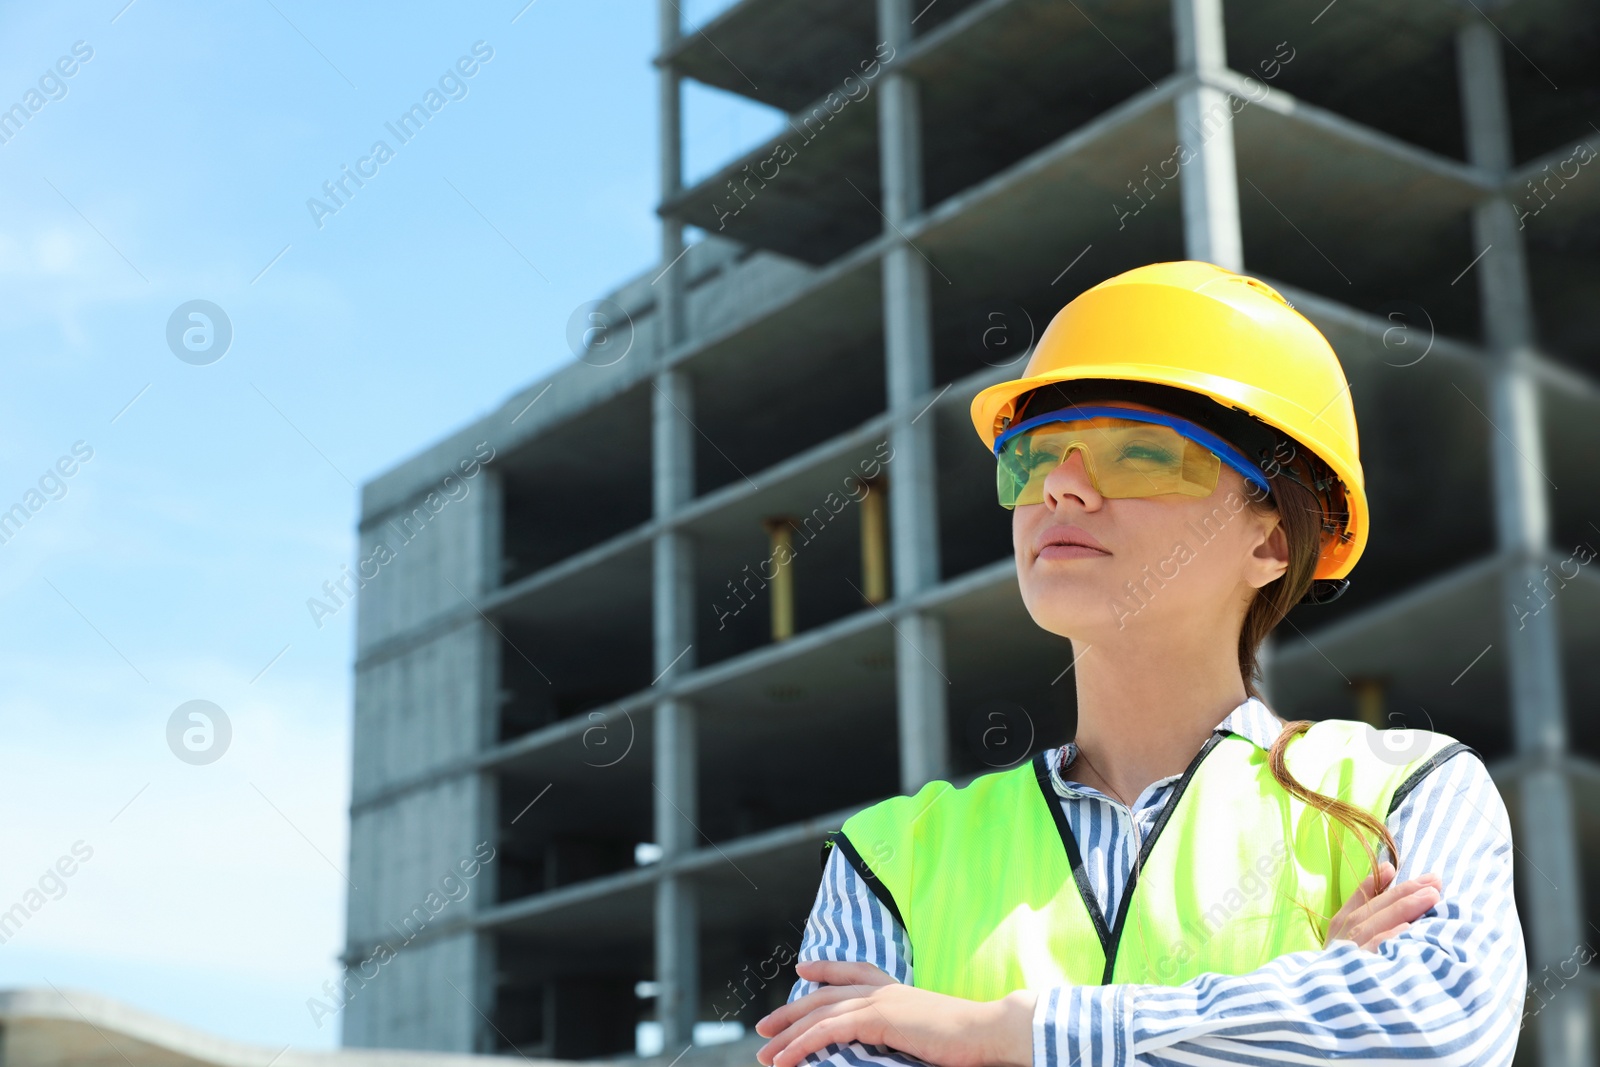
[840,758,1040,843]
[1290,718,1475,778]
[835,759,1052,918]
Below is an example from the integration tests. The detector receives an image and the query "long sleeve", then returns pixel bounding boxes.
[1033,749,1529,1067]
[783,843,929,1066]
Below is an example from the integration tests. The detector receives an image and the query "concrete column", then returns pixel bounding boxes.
[1171,0,1243,270]
[653,369,696,679]
[877,0,948,792]
[476,468,506,746]
[473,462,506,1053]
[652,362,701,1043]
[657,0,686,357]
[471,464,505,1051]
[1457,21,1588,1067]
[654,693,698,1045]
[654,0,699,1047]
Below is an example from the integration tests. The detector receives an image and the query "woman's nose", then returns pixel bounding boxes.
[1042,447,1103,510]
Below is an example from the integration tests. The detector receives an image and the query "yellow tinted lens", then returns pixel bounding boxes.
[996,419,1221,507]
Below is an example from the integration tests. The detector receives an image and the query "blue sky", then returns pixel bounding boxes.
[0,0,781,1051]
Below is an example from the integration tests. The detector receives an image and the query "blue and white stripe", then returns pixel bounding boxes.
[787,697,1527,1067]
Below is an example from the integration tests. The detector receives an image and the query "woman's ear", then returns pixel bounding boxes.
[1246,511,1290,591]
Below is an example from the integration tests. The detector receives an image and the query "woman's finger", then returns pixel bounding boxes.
[1324,863,1391,942]
[1330,877,1440,949]
[757,960,896,1038]
[794,959,897,987]
[1325,866,1442,949]
[772,1008,889,1067]
[1336,872,1375,915]
[1345,883,1440,948]
[754,982,865,1039]
[757,997,869,1067]
[1352,875,1441,930]
[1363,862,1396,897]
[1343,863,1395,913]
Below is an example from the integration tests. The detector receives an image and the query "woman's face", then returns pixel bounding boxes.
[1011,401,1289,642]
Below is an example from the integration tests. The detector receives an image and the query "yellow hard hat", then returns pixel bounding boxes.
[970,260,1367,583]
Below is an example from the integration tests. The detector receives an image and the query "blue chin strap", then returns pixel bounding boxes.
[995,402,1273,497]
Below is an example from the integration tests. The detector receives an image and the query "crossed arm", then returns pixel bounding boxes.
[757,751,1528,1067]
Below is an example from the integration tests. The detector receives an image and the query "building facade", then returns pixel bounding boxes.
[343,0,1600,1063]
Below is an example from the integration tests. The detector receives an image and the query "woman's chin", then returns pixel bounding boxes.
[1021,587,1113,639]
[1021,563,1111,595]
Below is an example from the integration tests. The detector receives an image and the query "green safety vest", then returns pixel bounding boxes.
[825,718,1474,1000]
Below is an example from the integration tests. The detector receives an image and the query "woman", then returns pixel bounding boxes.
[754,262,1525,1067]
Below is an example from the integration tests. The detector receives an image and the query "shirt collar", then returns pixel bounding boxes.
[1049,696,1288,800]
[1219,696,1291,752]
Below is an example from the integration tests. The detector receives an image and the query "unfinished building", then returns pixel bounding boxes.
[342,1,1600,1063]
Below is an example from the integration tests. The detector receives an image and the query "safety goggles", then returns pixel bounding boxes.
[993,404,1272,509]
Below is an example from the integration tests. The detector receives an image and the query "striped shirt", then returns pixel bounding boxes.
[788,697,1527,1066]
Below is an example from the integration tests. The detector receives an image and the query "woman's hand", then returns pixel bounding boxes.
[753,960,1034,1067]
[1324,860,1442,952]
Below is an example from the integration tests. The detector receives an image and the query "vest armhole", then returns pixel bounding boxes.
[825,830,908,933]
[1386,742,1483,818]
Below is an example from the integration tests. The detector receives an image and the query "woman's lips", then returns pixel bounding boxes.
[1035,524,1110,559]
[1038,544,1111,560]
